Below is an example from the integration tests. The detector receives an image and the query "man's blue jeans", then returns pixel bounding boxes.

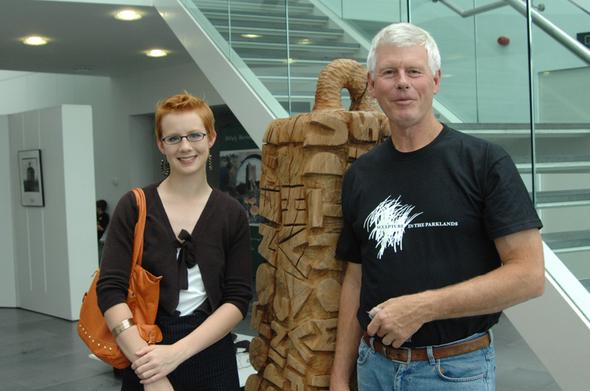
[357,332,496,390]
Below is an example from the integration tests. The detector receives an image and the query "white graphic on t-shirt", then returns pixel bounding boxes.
[363,196,422,259]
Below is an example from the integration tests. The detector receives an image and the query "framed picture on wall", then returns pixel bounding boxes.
[18,149,45,207]
[219,149,262,225]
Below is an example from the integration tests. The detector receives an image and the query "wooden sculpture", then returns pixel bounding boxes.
[246,59,390,391]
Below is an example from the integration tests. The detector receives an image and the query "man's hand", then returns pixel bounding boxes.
[366,293,430,348]
[132,344,182,384]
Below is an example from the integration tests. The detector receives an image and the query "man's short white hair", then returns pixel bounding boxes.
[367,23,441,76]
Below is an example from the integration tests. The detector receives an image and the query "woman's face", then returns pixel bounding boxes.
[157,110,216,177]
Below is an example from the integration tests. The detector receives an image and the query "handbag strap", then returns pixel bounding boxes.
[130,188,147,268]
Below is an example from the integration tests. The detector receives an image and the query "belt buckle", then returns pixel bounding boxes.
[401,346,412,364]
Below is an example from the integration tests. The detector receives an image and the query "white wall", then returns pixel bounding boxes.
[0,115,17,307]
[8,105,96,320]
[112,62,223,117]
[0,70,117,205]
[0,72,112,314]
[129,114,160,188]
[62,105,99,318]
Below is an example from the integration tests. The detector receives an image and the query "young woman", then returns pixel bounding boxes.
[97,92,252,391]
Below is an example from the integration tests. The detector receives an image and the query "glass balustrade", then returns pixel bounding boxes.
[528,0,590,310]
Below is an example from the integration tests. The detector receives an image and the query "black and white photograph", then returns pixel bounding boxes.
[219,149,262,225]
[18,149,45,207]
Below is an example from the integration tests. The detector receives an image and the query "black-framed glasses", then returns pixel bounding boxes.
[161,131,207,145]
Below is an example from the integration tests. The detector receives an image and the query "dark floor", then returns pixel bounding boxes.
[0,308,560,390]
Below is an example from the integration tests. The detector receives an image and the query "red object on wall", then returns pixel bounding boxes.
[497,36,510,46]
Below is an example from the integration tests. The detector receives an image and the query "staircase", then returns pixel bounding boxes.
[190,0,366,113]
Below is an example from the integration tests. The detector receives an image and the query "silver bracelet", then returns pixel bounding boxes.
[111,318,136,338]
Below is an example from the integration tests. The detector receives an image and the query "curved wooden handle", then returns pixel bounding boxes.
[312,59,374,112]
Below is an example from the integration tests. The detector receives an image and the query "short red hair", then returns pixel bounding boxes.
[155,91,216,140]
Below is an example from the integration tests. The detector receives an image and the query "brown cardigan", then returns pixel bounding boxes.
[97,184,252,318]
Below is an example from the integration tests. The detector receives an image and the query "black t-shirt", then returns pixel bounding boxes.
[335,125,542,346]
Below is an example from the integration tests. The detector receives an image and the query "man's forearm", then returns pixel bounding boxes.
[331,264,362,389]
[423,229,544,322]
[422,259,544,322]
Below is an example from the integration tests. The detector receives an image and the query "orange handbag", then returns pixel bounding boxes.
[78,188,163,369]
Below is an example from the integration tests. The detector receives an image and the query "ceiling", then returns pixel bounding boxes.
[0,0,194,77]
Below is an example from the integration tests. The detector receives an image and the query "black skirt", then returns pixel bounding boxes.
[121,310,240,391]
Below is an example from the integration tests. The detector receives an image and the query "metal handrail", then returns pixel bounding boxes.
[434,0,590,65]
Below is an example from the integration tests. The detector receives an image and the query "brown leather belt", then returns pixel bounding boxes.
[362,332,490,362]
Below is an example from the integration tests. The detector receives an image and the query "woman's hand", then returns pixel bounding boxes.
[132,344,182,384]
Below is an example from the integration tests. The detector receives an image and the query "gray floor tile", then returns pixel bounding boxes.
[497,367,557,390]
[0,308,562,390]
[38,372,120,391]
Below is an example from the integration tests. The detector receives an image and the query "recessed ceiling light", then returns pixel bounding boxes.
[145,49,168,58]
[22,35,49,46]
[298,38,312,45]
[114,9,142,21]
[241,34,261,39]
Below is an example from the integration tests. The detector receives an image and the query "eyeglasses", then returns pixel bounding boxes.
[161,131,208,145]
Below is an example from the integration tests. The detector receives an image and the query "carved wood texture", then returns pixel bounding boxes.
[246,59,390,391]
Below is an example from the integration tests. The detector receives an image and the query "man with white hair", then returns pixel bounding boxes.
[330,23,544,390]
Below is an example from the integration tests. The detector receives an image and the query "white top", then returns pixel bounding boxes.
[175,248,207,316]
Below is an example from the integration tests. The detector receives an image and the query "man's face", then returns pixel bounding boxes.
[368,44,440,131]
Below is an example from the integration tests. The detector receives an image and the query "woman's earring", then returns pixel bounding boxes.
[160,158,170,177]
[208,155,213,171]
